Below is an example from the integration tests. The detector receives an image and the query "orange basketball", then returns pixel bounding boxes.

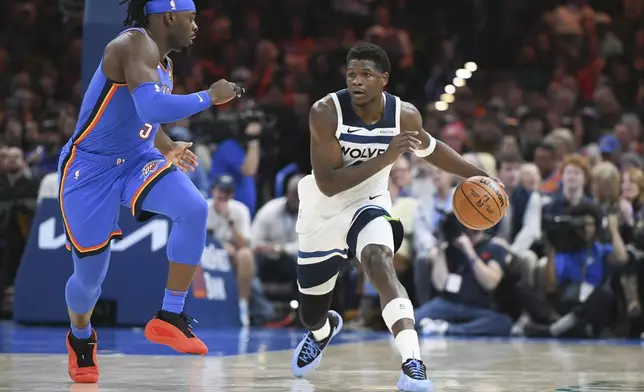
[452,176,509,230]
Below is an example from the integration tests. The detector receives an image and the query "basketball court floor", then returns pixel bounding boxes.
[0,322,643,391]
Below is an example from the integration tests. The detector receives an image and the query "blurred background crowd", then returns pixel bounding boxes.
[2,0,644,338]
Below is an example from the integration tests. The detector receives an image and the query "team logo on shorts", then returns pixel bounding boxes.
[140,160,164,181]
[170,0,176,10]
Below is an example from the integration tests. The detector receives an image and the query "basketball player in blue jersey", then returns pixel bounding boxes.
[292,43,502,391]
[60,0,244,383]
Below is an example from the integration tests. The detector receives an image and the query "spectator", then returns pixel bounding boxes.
[529,201,628,338]
[416,213,512,337]
[206,175,254,327]
[519,163,542,192]
[389,157,417,274]
[590,161,621,211]
[494,152,542,286]
[251,174,300,314]
[209,121,262,216]
[542,154,591,217]
[413,164,455,305]
[534,142,561,194]
[0,146,40,315]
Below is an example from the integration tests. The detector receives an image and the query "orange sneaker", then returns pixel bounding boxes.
[144,310,208,355]
[66,330,99,383]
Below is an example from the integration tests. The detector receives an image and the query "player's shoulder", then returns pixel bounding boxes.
[310,94,337,118]
[105,29,158,60]
[309,94,338,131]
[398,100,422,127]
[399,100,421,117]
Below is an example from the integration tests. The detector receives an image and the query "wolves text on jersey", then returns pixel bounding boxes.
[341,146,386,160]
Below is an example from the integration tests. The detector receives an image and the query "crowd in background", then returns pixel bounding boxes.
[2,0,644,337]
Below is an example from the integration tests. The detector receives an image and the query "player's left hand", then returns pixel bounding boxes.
[165,141,198,173]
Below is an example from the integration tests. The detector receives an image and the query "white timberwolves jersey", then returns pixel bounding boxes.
[298,89,401,214]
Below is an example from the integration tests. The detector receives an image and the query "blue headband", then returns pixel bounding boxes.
[144,0,196,15]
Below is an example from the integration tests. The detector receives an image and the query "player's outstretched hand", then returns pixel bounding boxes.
[165,141,198,173]
[208,79,245,105]
[384,130,421,163]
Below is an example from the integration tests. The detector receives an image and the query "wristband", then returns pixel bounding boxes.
[414,133,437,157]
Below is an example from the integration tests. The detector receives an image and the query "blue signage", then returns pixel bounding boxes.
[13,199,240,328]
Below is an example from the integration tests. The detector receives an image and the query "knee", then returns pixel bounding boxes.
[235,247,255,271]
[177,195,208,225]
[69,255,109,292]
[69,270,103,294]
[361,244,395,276]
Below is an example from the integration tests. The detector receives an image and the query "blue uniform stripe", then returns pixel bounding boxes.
[297,255,344,289]
[339,133,393,145]
[298,248,347,259]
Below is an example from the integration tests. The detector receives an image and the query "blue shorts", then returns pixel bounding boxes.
[58,145,177,257]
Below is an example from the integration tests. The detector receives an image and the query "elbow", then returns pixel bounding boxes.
[134,104,160,125]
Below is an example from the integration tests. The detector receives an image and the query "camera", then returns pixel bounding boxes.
[542,213,589,253]
[439,211,465,244]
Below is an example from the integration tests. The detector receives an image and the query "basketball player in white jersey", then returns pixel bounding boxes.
[291,43,499,392]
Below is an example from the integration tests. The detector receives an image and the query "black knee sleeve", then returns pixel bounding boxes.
[299,291,334,330]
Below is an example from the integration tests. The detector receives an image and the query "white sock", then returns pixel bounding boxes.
[311,318,331,341]
[239,298,249,311]
[394,329,421,363]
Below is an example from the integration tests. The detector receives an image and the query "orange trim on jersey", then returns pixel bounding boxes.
[58,149,124,253]
[59,84,121,253]
[130,160,173,216]
[74,84,122,145]
[159,60,168,73]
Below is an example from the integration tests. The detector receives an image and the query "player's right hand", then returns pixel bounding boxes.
[384,131,421,163]
[208,79,245,105]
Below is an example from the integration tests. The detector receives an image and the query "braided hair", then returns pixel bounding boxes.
[120,0,150,27]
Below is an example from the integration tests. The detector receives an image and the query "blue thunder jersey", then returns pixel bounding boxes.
[297,88,401,213]
[64,28,173,158]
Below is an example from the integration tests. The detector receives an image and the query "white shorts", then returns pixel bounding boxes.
[295,178,402,296]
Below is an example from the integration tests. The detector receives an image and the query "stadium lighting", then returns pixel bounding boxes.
[440,93,455,103]
[444,84,456,94]
[456,69,472,79]
[434,101,449,111]
[453,77,466,87]
[465,62,478,72]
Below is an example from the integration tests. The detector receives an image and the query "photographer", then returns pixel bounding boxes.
[209,119,262,217]
[528,201,628,338]
[415,212,513,337]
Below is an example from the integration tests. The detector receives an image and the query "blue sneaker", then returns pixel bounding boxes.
[291,310,343,378]
[397,359,434,391]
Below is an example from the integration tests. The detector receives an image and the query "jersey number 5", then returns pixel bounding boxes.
[139,123,153,139]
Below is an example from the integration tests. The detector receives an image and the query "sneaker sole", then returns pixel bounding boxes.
[144,319,208,355]
[397,373,434,392]
[291,310,343,378]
